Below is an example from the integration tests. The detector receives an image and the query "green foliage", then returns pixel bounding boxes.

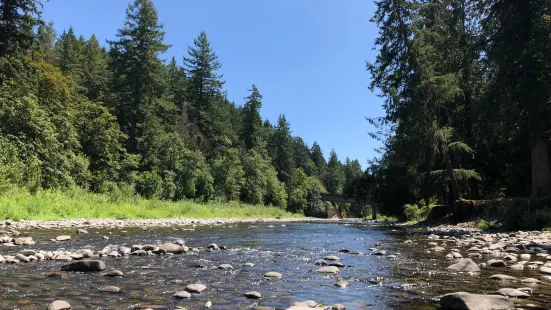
[269,114,295,186]
[241,85,263,150]
[476,219,499,231]
[0,0,359,220]
[403,202,433,223]
[502,198,551,230]
[213,148,245,201]
[325,150,345,194]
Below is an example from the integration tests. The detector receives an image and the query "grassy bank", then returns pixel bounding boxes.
[0,187,300,221]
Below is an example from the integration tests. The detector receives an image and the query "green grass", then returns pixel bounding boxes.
[0,187,300,221]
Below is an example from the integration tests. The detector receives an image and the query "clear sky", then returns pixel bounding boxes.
[41,0,384,167]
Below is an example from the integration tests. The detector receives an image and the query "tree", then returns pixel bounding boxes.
[36,21,56,64]
[293,137,316,176]
[83,34,109,102]
[310,141,327,180]
[0,0,42,57]
[213,148,245,201]
[55,27,86,91]
[269,114,295,187]
[241,84,263,150]
[480,0,551,198]
[108,0,170,153]
[184,31,226,152]
[325,149,344,194]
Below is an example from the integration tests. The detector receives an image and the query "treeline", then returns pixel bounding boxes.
[365,0,551,216]
[0,0,364,217]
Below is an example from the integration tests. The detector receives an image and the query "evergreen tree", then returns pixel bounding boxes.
[83,34,109,102]
[36,21,56,64]
[108,0,171,154]
[325,149,344,194]
[480,0,551,197]
[241,84,263,150]
[183,31,226,152]
[293,137,315,176]
[310,141,327,180]
[269,114,295,187]
[0,0,41,57]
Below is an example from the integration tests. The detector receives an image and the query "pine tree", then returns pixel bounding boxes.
[83,34,109,102]
[325,149,344,194]
[310,141,327,180]
[36,21,56,64]
[269,114,295,187]
[183,31,226,151]
[0,0,41,57]
[108,0,170,153]
[241,84,263,150]
[293,137,315,176]
[480,0,551,197]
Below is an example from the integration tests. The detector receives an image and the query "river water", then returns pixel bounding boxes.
[0,221,549,309]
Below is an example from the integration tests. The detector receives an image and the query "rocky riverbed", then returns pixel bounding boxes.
[0,220,550,309]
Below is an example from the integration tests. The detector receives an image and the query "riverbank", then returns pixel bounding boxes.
[0,187,300,222]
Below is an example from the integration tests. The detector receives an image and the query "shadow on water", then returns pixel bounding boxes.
[0,221,550,309]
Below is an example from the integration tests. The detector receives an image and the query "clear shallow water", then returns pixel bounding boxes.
[0,222,549,309]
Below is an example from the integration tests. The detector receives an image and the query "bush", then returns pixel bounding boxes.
[502,197,551,230]
[403,202,433,223]
[476,219,499,230]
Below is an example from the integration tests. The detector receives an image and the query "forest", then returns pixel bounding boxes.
[364,0,551,222]
[0,0,367,219]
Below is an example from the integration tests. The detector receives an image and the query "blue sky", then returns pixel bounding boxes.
[42,0,384,167]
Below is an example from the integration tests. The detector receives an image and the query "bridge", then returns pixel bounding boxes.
[319,193,376,220]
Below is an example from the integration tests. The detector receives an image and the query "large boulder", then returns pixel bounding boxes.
[440,292,516,310]
[447,258,481,272]
[61,260,105,272]
[160,243,185,254]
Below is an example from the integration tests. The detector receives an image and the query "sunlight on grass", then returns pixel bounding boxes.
[0,187,300,221]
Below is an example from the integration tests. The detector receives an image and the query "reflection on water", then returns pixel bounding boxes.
[0,222,549,309]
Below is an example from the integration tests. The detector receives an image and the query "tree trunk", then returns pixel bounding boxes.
[530,133,551,198]
[444,152,461,201]
[371,204,377,221]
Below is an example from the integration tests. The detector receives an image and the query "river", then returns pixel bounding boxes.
[0,221,548,309]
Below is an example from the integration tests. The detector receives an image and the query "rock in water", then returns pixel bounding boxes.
[102,269,124,277]
[61,260,105,272]
[315,266,340,274]
[447,258,481,272]
[440,292,516,310]
[487,259,506,267]
[497,288,530,298]
[264,271,283,279]
[244,291,262,299]
[173,291,191,298]
[185,284,207,293]
[98,285,120,293]
[48,300,71,310]
[160,243,185,254]
[56,235,71,241]
[489,274,518,282]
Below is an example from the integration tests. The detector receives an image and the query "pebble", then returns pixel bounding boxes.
[103,269,124,277]
[264,272,283,279]
[98,285,120,293]
[244,291,262,299]
[173,291,191,298]
[185,284,207,293]
[315,266,340,274]
[48,300,71,310]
